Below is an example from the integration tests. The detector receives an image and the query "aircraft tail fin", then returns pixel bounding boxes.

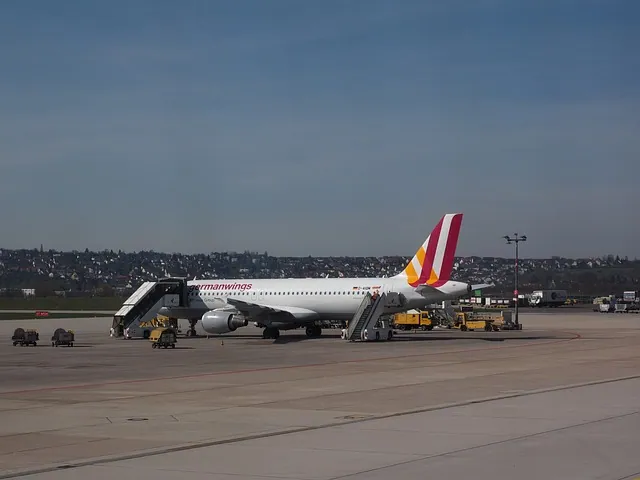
[394,213,463,288]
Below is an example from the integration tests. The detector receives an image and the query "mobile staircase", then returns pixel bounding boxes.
[111,277,188,338]
[344,292,390,342]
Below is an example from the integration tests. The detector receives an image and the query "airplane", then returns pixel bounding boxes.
[157,213,493,339]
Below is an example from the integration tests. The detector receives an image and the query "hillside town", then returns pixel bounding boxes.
[0,247,637,298]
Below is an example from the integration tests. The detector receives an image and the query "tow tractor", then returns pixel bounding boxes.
[150,327,177,349]
[452,312,497,331]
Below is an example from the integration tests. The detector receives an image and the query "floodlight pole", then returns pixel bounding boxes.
[503,234,527,327]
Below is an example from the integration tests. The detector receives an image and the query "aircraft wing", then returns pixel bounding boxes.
[225,298,320,322]
[471,283,495,291]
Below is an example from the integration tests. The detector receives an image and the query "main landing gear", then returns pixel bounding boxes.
[261,325,322,340]
[305,325,322,338]
[186,319,198,337]
[262,327,280,339]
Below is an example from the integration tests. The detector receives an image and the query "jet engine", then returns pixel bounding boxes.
[201,309,248,334]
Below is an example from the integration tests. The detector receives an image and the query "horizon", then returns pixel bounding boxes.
[1,1,637,258]
[1,244,635,262]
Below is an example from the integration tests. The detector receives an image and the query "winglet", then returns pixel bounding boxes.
[394,213,463,288]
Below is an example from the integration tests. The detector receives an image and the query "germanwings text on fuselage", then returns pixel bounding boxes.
[188,283,253,292]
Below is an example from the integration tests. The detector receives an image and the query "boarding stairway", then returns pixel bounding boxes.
[111,277,188,337]
[345,293,388,341]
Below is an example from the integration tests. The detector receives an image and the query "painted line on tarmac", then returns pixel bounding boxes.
[1,371,638,479]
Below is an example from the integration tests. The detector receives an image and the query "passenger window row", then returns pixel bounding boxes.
[189,290,368,297]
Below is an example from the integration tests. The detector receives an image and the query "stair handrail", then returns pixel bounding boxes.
[347,293,373,338]
[360,293,388,337]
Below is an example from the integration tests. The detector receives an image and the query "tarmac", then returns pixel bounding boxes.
[0,311,639,479]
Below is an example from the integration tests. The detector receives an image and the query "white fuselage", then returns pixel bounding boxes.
[186,276,470,321]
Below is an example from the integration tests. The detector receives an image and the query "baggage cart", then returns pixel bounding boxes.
[12,328,39,346]
[51,328,75,347]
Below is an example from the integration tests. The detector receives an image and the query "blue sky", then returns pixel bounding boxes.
[0,0,638,258]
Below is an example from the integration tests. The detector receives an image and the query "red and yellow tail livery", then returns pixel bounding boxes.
[395,213,463,288]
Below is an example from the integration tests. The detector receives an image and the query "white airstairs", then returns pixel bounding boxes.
[343,292,398,342]
[111,278,188,339]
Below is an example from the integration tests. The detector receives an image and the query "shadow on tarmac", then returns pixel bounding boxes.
[205,331,563,344]
[388,334,559,343]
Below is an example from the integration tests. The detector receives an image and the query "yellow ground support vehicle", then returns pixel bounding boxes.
[392,310,434,331]
[150,327,177,349]
[140,316,169,329]
[453,312,499,332]
[140,316,180,332]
